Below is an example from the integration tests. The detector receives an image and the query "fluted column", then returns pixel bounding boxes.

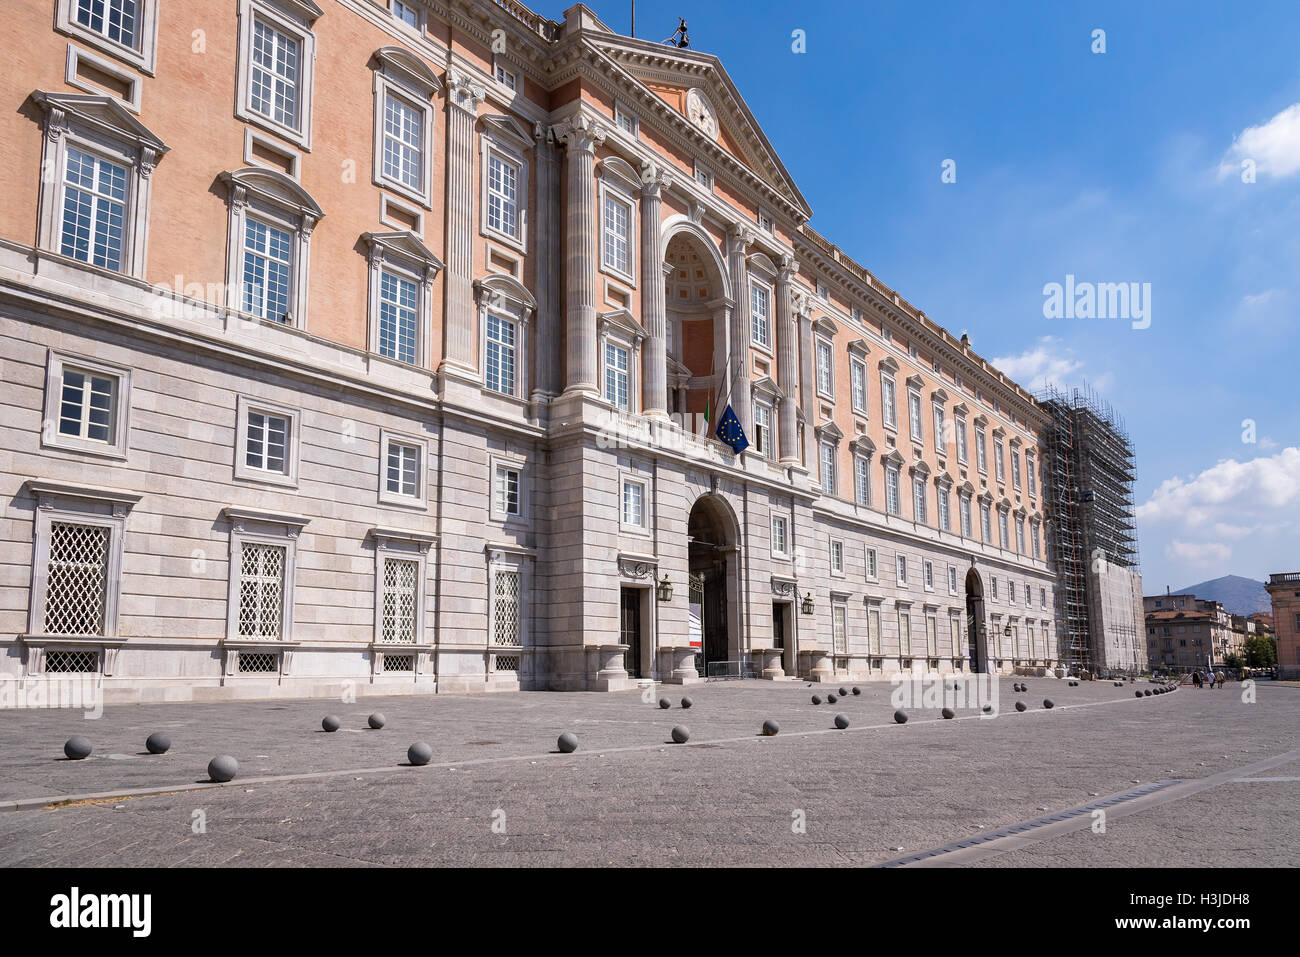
[776,256,800,464]
[640,162,672,418]
[726,225,756,443]
[533,123,561,400]
[795,291,816,468]
[441,68,485,377]
[554,115,606,396]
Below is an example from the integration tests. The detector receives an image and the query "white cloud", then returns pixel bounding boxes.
[990,336,1084,393]
[1137,447,1300,527]
[1219,103,1300,180]
[1165,540,1232,565]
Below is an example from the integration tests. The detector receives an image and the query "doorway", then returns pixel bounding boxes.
[688,494,738,677]
[620,588,643,679]
[965,568,987,673]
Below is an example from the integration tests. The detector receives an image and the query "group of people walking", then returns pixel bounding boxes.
[1190,670,1225,688]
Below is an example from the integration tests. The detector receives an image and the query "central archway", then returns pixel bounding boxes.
[663,221,730,422]
[965,568,989,673]
[688,493,740,677]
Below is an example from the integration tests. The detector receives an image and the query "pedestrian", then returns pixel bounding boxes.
[1208,671,1216,689]
[1192,671,1202,689]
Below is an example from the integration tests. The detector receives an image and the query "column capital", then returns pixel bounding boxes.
[778,255,799,281]
[728,222,758,252]
[639,161,674,197]
[552,114,607,155]
[445,67,486,115]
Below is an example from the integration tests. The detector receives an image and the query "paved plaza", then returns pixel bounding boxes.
[0,677,1296,867]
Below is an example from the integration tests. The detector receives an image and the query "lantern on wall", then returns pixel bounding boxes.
[656,575,674,603]
[801,593,815,616]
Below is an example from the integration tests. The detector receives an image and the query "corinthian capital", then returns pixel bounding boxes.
[728,223,757,255]
[639,161,674,197]
[551,113,607,155]
[446,67,486,115]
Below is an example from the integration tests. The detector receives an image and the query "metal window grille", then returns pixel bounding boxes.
[381,557,418,644]
[43,522,110,636]
[832,605,847,655]
[46,649,100,673]
[238,650,279,674]
[493,569,520,646]
[382,653,415,672]
[495,655,520,673]
[238,542,285,639]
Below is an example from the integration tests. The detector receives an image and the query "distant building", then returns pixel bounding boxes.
[1265,574,1300,678]
[1143,591,1233,671]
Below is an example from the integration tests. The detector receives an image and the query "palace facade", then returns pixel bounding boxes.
[0,0,1060,702]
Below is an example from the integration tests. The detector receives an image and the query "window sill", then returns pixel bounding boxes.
[376,175,432,211]
[482,226,526,256]
[41,437,129,462]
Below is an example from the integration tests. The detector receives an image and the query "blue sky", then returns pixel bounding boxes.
[573,0,1300,592]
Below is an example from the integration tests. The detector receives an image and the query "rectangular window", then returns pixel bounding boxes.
[830,540,844,575]
[899,611,911,655]
[881,374,897,428]
[1027,457,1037,496]
[604,342,631,411]
[832,603,848,655]
[485,314,517,396]
[494,63,517,91]
[58,366,116,444]
[869,606,881,655]
[866,548,878,580]
[938,487,951,531]
[948,565,958,593]
[1016,517,1026,554]
[615,104,637,135]
[380,556,418,643]
[494,465,521,517]
[913,476,927,524]
[76,0,139,50]
[1012,451,1022,489]
[850,360,867,414]
[990,577,999,601]
[61,147,127,272]
[960,496,972,538]
[981,502,992,543]
[933,405,946,452]
[956,418,968,463]
[392,1,420,27]
[750,282,771,349]
[896,554,907,585]
[245,409,289,474]
[602,193,632,277]
[241,217,292,322]
[994,437,1006,482]
[854,456,870,506]
[1009,581,1017,604]
[924,561,934,590]
[385,441,420,498]
[771,515,788,557]
[487,151,520,239]
[1032,523,1041,559]
[999,510,1010,549]
[382,93,423,192]
[927,616,938,656]
[250,18,299,128]
[976,429,987,472]
[43,521,111,636]
[816,340,834,398]
[819,443,836,495]
[493,569,521,646]
[237,541,285,639]
[621,480,644,528]
[909,390,923,442]
[754,403,773,460]
[378,270,418,364]
[885,465,901,516]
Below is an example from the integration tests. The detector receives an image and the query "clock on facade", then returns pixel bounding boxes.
[685,88,718,138]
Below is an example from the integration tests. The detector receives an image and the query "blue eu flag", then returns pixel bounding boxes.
[714,405,750,454]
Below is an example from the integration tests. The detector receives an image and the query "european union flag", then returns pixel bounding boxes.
[714,405,750,454]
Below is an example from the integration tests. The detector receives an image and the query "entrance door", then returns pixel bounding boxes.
[772,603,785,650]
[620,588,643,679]
[703,572,727,674]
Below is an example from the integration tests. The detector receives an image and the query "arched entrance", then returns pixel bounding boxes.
[663,226,730,423]
[688,494,740,677]
[965,568,989,673]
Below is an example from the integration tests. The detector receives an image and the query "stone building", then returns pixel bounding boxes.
[1265,574,1300,679]
[0,0,1057,702]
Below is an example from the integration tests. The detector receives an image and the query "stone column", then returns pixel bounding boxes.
[725,225,756,443]
[776,256,800,465]
[640,163,672,418]
[554,114,606,396]
[795,291,817,468]
[441,68,485,377]
[533,123,561,401]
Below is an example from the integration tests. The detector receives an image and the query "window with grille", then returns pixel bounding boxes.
[950,617,961,656]
[493,569,521,646]
[1012,452,1022,488]
[615,106,637,135]
[76,0,140,49]
[927,617,938,656]
[1027,456,1037,496]
[392,0,419,27]
[938,486,951,531]
[485,314,517,396]
[604,342,630,411]
[868,607,881,655]
[383,652,415,672]
[382,93,423,191]
[494,465,521,517]
[896,554,907,585]
[832,604,847,654]
[380,557,418,643]
[494,63,518,91]
[58,367,116,444]
[976,430,987,472]
[933,405,945,450]
[378,270,418,364]
[495,654,520,673]
[46,649,100,674]
[245,408,289,474]
[750,282,770,349]
[981,503,992,542]
[1016,518,1026,554]
[237,542,285,639]
[949,565,958,593]
[238,650,279,673]
[385,441,420,498]
[242,217,292,322]
[487,152,520,239]
[899,612,911,655]
[602,193,631,276]
[62,147,127,272]
[999,509,1010,548]
[43,522,110,636]
[990,577,999,601]
[924,561,934,590]
[250,18,300,128]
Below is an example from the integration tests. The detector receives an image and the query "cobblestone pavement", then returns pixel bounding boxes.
[0,678,1295,867]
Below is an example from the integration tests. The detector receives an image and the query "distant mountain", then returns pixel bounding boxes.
[1175,575,1271,616]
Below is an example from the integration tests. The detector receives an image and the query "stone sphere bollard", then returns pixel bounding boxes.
[407,742,433,766]
[658,698,671,710]
[63,736,93,760]
[942,707,955,720]
[671,726,690,744]
[322,715,341,732]
[145,732,171,755]
[894,710,909,724]
[839,687,849,697]
[1043,699,1055,709]
[681,697,693,709]
[368,713,386,730]
[811,695,822,705]
[827,694,838,704]
[982,704,994,715]
[834,714,850,730]
[1144,690,1152,697]
[1015,701,1027,712]
[556,732,578,754]
[852,687,862,696]
[1135,690,1143,698]
[762,719,780,737]
[207,755,238,782]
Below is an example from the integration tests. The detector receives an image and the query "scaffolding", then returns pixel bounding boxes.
[1037,383,1140,675]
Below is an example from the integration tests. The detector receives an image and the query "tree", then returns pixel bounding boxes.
[1244,634,1277,669]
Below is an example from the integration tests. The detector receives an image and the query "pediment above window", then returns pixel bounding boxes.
[814,421,844,443]
[958,481,975,496]
[882,449,906,467]
[931,388,949,403]
[934,470,954,487]
[748,252,778,279]
[1009,435,1023,447]
[597,155,640,191]
[910,460,932,477]
[32,91,169,160]
[261,0,323,26]
[847,338,871,359]
[812,316,839,337]
[906,374,925,389]
[475,273,536,319]
[366,230,445,283]
[599,308,648,342]
[878,356,900,373]
[751,376,784,401]
[221,167,323,224]
[372,46,442,99]
[992,425,1006,438]
[973,414,989,427]
[483,113,535,151]
[851,435,877,456]
[953,402,970,416]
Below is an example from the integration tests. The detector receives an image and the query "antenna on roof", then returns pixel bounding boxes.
[630,1,634,37]
[664,18,690,48]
